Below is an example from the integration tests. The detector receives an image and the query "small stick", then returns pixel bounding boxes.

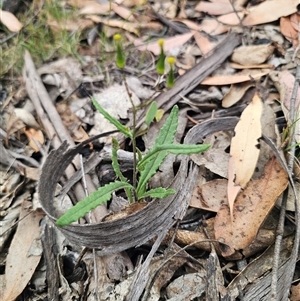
[270,64,300,299]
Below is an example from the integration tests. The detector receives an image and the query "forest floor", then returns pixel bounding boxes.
[0,0,300,300]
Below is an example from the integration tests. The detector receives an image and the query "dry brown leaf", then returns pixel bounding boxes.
[270,70,300,143]
[68,0,99,8]
[0,9,23,32]
[242,0,299,26]
[227,93,263,218]
[217,11,245,25]
[72,125,90,143]
[191,131,231,178]
[116,0,146,7]
[201,69,270,85]
[290,283,300,301]
[280,16,299,47]
[19,166,40,181]
[231,44,275,66]
[56,102,89,143]
[138,22,164,32]
[270,70,300,111]
[23,128,44,152]
[222,82,254,108]
[229,62,274,69]
[129,32,194,55]
[178,17,228,35]
[78,1,111,14]
[111,3,136,22]
[47,16,94,32]
[290,13,300,31]
[87,15,139,35]
[190,179,228,212]
[195,0,237,15]
[174,19,201,32]
[3,201,43,301]
[199,18,229,35]
[14,108,40,128]
[151,1,177,19]
[194,31,216,55]
[215,157,288,257]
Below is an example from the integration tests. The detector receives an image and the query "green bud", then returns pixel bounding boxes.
[114,34,125,69]
[166,56,176,88]
[156,39,166,75]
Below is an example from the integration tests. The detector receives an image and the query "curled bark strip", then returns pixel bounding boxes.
[39,117,239,255]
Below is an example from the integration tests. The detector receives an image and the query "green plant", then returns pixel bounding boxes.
[56,103,210,226]
[55,34,210,226]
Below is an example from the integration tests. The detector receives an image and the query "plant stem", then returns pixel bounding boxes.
[122,72,138,202]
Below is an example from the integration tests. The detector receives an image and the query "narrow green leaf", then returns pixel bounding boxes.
[56,181,133,226]
[138,143,211,169]
[137,105,179,197]
[91,97,132,138]
[136,148,143,162]
[145,101,158,126]
[140,187,175,199]
[154,105,178,146]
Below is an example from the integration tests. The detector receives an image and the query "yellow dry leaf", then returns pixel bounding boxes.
[229,62,274,69]
[47,16,94,32]
[3,201,43,301]
[116,0,147,7]
[195,0,237,15]
[78,1,111,14]
[231,44,275,66]
[217,11,245,25]
[111,3,136,22]
[194,31,216,55]
[222,82,254,108]
[87,15,139,35]
[23,128,45,152]
[201,69,270,85]
[199,18,229,35]
[227,93,263,219]
[242,0,298,26]
[0,9,23,32]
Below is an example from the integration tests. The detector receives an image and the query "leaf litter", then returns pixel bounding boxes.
[0,0,300,300]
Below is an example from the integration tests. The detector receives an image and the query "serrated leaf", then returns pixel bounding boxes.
[91,97,132,138]
[145,101,158,126]
[136,105,179,198]
[56,181,133,226]
[140,187,175,199]
[138,143,210,170]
